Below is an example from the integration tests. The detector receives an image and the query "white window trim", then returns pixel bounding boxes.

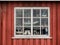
[13,7,51,38]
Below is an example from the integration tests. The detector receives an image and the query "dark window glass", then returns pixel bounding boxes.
[16,9,23,17]
[24,27,31,35]
[41,27,48,35]
[33,9,40,17]
[33,27,40,35]
[41,9,48,17]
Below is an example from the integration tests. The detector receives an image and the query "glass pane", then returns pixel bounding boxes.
[41,9,48,17]
[41,18,48,26]
[24,18,31,26]
[16,9,23,17]
[41,27,48,35]
[16,27,23,35]
[33,18,40,26]
[24,9,31,17]
[16,18,23,26]
[33,9,40,17]
[33,27,40,35]
[24,27,31,35]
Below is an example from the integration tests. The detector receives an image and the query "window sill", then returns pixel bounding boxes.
[12,36,52,39]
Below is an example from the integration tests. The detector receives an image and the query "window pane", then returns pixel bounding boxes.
[41,9,48,17]
[16,27,23,35]
[41,18,48,26]
[33,18,40,26]
[24,27,31,35]
[24,18,31,26]
[16,9,23,17]
[24,9,31,17]
[33,27,40,35]
[33,9,40,17]
[41,27,48,35]
[16,18,23,26]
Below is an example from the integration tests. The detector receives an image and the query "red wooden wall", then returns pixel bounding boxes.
[0,1,60,45]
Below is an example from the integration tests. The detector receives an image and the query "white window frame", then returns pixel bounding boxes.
[14,7,51,38]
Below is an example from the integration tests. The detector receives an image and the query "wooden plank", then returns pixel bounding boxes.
[47,39,51,45]
[41,39,45,45]
[23,39,30,45]
[29,39,33,45]
[11,1,17,37]
[30,2,34,7]
[16,40,19,45]
[57,2,60,45]
[23,39,28,45]
[28,39,30,45]
[52,2,57,45]
[11,2,14,37]
[18,39,22,45]
[35,39,40,45]
[33,39,36,45]
[45,39,47,45]
[0,3,2,45]
[18,2,23,7]
[2,3,7,45]
[12,2,17,45]
[6,2,12,45]
[13,40,17,45]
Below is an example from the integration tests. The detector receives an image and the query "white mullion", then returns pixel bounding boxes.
[31,9,33,35]
[41,17,48,18]
[14,8,16,36]
[23,9,24,35]
[16,17,23,18]
[40,9,41,35]
[48,8,50,36]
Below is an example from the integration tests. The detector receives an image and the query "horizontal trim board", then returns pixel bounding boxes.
[14,7,50,9]
[12,37,52,39]
[0,0,60,1]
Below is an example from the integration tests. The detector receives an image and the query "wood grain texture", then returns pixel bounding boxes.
[52,2,57,45]
[12,2,17,45]
[57,2,60,45]
[29,39,33,45]
[6,2,12,45]
[0,2,60,45]
[2,3,7,45]
[0,3,2,45]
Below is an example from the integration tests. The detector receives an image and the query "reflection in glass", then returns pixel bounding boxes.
[24,27,31,35]
[41,9,48,17]
[24,9,31,17]
[41,18,48,26]
[16,27,23,35]
[16,18,22,26]
[33,18,40,26]
[41,27,48,35]
[16,9,23,17]
[24,18,31,26]
[33,27,40,35]
[33,9,40,17]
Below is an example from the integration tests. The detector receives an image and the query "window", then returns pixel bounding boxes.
[14,7,50,38]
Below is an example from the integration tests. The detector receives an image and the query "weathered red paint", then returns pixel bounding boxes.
[0,3,2,45]
[57,2,60,45]
[0,2,60,45]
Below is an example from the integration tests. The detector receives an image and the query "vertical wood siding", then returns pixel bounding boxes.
[0,2,60,45]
